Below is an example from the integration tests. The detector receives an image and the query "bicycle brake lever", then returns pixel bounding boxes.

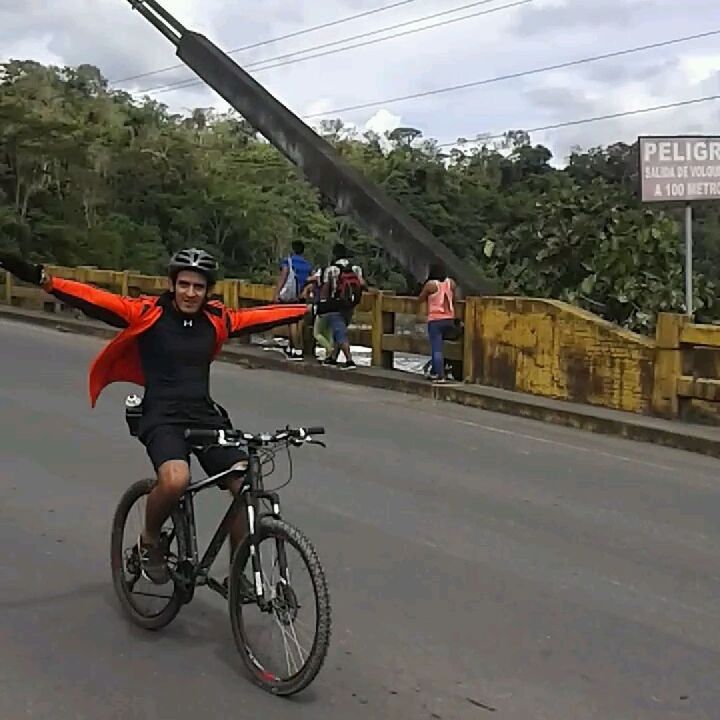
[308,439,326,449]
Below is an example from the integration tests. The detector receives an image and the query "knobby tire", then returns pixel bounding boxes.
[228,516,331,696]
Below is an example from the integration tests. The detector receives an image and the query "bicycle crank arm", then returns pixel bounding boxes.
[206,576,228,600]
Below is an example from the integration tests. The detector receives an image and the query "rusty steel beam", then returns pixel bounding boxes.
[125,1,498,295]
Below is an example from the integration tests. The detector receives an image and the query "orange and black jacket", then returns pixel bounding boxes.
[44,276,308,408]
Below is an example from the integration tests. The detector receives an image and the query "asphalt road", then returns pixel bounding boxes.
[1,319,720,720]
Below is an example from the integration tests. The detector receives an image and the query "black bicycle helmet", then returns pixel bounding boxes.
[168,247,218,284]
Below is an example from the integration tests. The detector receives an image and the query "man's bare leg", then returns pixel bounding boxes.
[143,460,190,543]
[225,464,251,593]
[291,320,304,354]
[140,459,190,583]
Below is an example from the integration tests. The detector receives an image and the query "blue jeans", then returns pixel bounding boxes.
[428,319,455,377]
[324,312,349,345]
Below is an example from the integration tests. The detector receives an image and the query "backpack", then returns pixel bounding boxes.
[332,263,363,307]
[278,255,298,301]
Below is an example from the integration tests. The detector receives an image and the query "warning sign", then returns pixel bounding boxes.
[639,136,720,202]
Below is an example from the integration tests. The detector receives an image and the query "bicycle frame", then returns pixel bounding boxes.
[173,447,283,609]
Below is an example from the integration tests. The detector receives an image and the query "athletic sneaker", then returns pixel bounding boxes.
[138,536,170,585]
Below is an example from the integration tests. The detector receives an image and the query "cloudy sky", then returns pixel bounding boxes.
[2,0,720,162]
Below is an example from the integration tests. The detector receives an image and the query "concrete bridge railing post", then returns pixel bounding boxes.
[370,291,394,370]
[462,297,479,383]
[4,270,12,305]
[652,313,687,419]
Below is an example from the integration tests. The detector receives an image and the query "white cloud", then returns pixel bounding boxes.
[0,0,719,165]
[364,108,402,135]
[678,53,720,86]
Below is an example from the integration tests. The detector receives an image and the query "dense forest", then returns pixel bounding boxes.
[1,59,718,332]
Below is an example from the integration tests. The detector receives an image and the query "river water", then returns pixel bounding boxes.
[253,337,432,376]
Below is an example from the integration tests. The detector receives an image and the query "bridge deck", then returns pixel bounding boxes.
[1,320,719,719]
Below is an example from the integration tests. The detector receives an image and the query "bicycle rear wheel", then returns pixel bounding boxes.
[228,516,331,696]
[110,478,188,630]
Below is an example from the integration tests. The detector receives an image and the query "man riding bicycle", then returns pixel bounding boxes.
[0,248,308,584]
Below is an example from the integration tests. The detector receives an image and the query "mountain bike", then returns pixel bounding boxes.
[110,419,331,696]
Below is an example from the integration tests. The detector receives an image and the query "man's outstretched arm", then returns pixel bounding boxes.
[225,303,309,338]
[0,253,143,328]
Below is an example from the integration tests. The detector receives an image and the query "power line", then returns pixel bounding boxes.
[153,94,720,156]
[136,0,529,96]
[112,0,426,85]
[138,0,525,96]
[139,0,506,94]
[302,28,720,119]
[435,94,720,148]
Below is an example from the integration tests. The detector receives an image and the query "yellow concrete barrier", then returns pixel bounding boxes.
[473,297,656,414]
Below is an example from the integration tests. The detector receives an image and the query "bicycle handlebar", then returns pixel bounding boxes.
[184,426,325,447]
[305,427,326,437]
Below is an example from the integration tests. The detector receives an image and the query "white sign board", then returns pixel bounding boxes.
[638,135,720,202]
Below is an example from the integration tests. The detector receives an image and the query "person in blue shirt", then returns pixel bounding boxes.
[273,240,313,360]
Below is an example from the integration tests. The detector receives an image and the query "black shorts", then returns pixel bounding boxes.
[141,424,248,477]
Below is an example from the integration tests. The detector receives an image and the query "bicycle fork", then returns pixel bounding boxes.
[245,455,291,610]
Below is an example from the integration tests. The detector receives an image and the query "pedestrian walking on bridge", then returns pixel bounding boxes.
[418,263,458,384]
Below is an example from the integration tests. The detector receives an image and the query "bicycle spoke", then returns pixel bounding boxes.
[276,616,298,676]
[285,618,307,665]
[270,554,308,669]
[286,616,314,644]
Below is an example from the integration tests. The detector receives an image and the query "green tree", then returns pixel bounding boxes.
[2,58,718,331]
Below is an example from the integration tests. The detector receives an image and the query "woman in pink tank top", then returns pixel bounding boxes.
[418,263,457,383]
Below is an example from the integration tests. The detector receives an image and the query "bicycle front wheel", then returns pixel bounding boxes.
[228,516,332,696]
